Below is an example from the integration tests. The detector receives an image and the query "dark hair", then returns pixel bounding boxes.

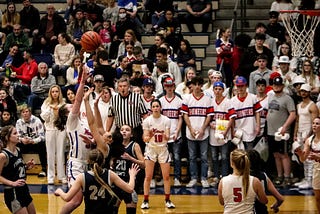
[96,49,109,62]
[234,33,252,49]
[125,40,135,47]
[133,46,143,55]
[190,76,204,85]
[59,32,71,43]
[255,22,267,30]
[279,42,292,59]
[151,99,161,108]
[180,39,192,53]
[54,104,68,131]
[255,33,266,40]
[247,149,263,178]
[155,60,168,73]
[156,47,167,56]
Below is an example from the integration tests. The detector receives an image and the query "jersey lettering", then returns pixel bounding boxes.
[89,186,106,200]
[233,187,242,202]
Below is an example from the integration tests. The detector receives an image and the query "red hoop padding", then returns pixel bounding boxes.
[280,10,320,16]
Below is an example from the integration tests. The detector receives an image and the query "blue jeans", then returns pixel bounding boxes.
[187,137,209,180]
[168,138,182,179]
[210,142,230,178]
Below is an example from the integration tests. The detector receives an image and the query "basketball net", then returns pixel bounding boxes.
[280,10,320,58]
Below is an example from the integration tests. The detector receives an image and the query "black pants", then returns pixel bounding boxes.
[18,141,47,172]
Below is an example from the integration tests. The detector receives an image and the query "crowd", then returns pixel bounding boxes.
[0,0,320,213]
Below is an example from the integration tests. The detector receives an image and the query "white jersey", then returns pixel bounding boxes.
[159,95,183,142]
[141,95,154,116]
[255,95,268,137]
[181,93,214,140]
[66,112,91,161]
[222,175,256,214]
[210,97,236,146]
[143,114,171,147]
[230,93,262,142]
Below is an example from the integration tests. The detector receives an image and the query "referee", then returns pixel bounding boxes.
[106,77,148,152]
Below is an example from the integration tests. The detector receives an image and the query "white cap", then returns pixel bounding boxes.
[278,56,290,64]
[300,83,311,92]
[292,76,306,85]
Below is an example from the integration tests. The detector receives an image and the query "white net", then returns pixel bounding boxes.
[281,11,320,58]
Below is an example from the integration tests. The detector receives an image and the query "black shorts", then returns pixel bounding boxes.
[4,185,33,212]
[113,186,134,204]
[267,135,291,154]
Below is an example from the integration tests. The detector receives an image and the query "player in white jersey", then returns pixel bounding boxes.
[209,81,236,182]
[55,68,93,214]
[159,77,183,186]
[181,76,214,188]
[230,76,262,150]
[255,78,268,139]
[218,149,268,214]
[141,99,175,209]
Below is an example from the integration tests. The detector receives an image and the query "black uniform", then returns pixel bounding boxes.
[83,169,115,214]
[2,148,33,213]
[113,141,137,203]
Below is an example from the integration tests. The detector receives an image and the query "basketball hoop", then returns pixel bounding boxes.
[280,10,320,58]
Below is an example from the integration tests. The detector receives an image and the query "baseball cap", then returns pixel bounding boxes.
[163,77,175,86]
[273,76,284,85]
[269,11,279,18]
[235,76,247,86]
[293,76,306,85]
[278,56,290,64]
[93,74,104,82]
[212,70,223,77]
[213,81,224,88]
[300,83,311,92]
[142,78,154,86]
[256,54,268,61]
[256,78,267,85]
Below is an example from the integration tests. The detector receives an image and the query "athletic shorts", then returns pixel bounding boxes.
[267,135,291,154]
[67,158,88,187]
[144,144,171,163]
[4,185,32,213]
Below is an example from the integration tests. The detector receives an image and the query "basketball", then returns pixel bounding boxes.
[80,31,102,52]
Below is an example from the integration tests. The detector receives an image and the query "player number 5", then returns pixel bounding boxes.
[233,187,242,202]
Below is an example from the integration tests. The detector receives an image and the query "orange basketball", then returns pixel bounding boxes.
[80,31,102,52]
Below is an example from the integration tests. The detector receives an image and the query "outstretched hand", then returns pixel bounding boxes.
[129,163,140,178]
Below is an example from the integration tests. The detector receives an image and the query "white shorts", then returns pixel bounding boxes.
[67,158,88,187]
[144,144,171,163]
[313,167,320,190]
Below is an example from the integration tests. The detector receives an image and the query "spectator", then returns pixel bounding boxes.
[216,27,234,87]
[276,55,297,95]
[147,33,165,62]
[0,109,16,128]
[267,76,296,187]
[94,49,116,89]
[52,33,76,86]
[297,59,320,99]
[185,0,211,33]
[181,76,213,188]
[10,50,37,104]
[239,33,274,81]
[117,29,142,59]
[2,2,20,35]
[99,20,115,52]
[102,0,119,25]
[65,55,81,93]
[203,70,226,98]
[127,46,154,77]
[67,8,93,51]
[249,23,278,56]
[40,85,67,185]
[267,11,286,46]
[0,43,23,73]
[28,62,56,114]
[77,0,104,31]
[176,39,196,79]
[32,4,66,53]
[232,33,252,77]
[116,55,129,79]
[64,0,80,23]
[0,88,17,122]
[272,42,297,73]
[4,24,30,53]
[249,54,272,94]
[270,0,294,21]
[0,76,13,97]
[175,66,196,97]
[19,0,40,38]
[16,104,47,177]
[145,0,173,31]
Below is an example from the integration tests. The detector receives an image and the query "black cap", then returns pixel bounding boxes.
[256,78,267,86]
[256,54,268,61]
[269,11,279,18]
[273,76,284,85]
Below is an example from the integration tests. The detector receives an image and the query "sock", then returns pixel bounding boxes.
[165,194,170,201]
[144,195,149,202]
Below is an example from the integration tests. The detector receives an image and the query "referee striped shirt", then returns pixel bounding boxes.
[109,92,148,128]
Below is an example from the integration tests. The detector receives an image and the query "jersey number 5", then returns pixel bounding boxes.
[233,187,242,202]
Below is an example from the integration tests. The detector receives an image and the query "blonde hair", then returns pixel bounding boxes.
[230,149,250,198]
[301,59,316,87]
[44,85,65,106]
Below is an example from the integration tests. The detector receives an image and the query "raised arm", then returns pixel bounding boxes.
[93,92,106,134]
